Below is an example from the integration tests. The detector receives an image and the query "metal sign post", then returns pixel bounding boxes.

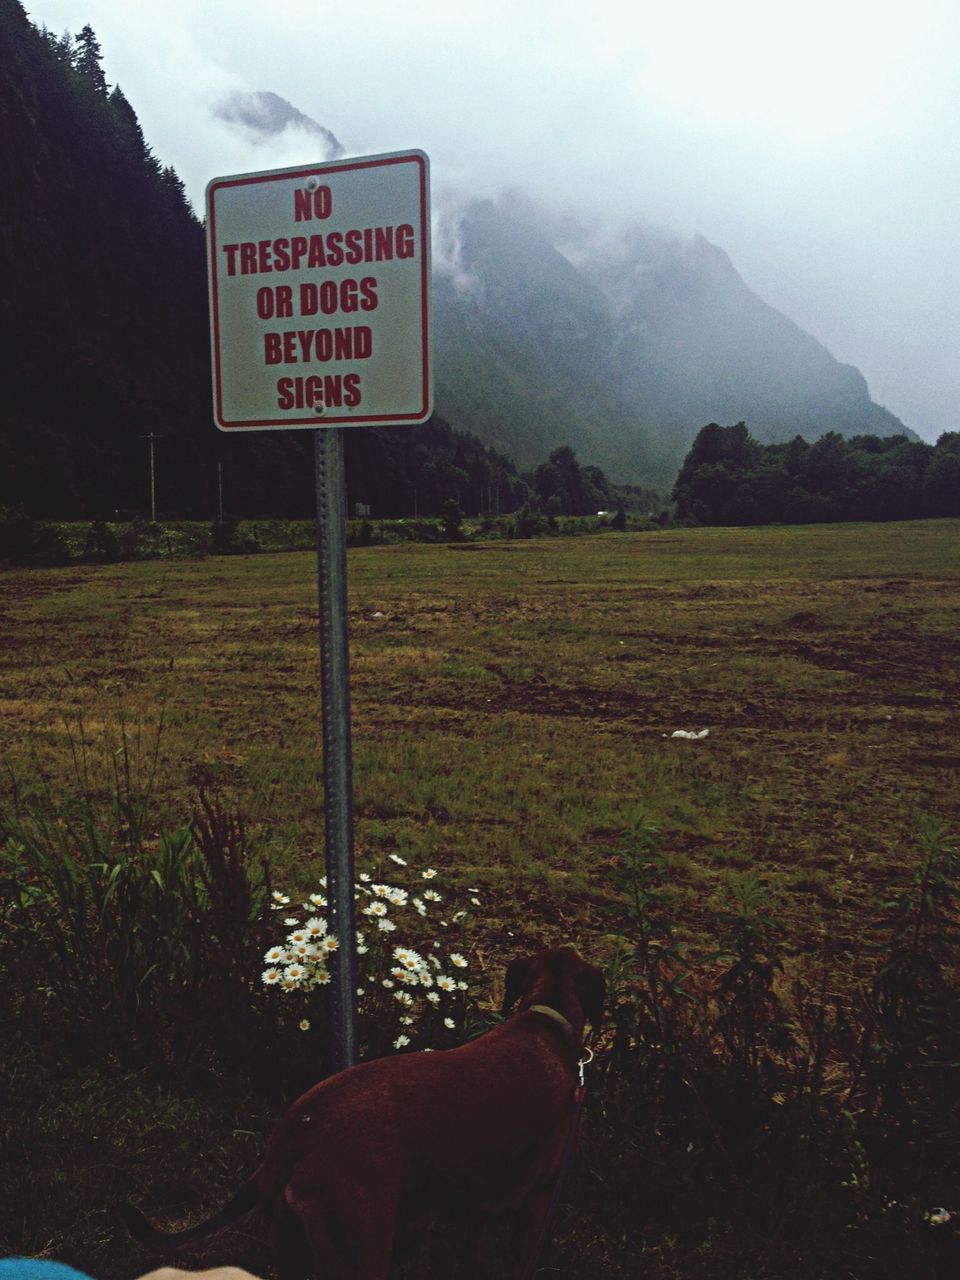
[205,150,431,1071]
[314,427,358,1070]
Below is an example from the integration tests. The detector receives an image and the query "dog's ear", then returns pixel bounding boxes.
[575,963,605,1032]
[501,954,535,1015]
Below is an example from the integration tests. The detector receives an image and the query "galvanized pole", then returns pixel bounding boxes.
[314,427,359,1071]
[143,432,162,521]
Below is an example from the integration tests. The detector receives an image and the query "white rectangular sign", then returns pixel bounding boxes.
[206,150,431,431]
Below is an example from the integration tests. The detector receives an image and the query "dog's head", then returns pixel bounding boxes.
[500,947,604,1038]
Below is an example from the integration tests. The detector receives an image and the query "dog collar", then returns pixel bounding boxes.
[527,1003,580,1049]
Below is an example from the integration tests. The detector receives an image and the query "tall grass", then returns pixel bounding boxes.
[574,818,960,1279]
[2,782,958,1276]
[0,724,274,1085]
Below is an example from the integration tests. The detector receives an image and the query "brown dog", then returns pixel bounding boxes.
[121,947,603,1280]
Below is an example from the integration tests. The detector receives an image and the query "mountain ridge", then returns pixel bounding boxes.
[431,196,909,484]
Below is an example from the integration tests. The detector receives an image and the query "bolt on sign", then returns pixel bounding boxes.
[206,150,431,431]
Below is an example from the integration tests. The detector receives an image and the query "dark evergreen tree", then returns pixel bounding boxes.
[72,24,108,94]
[533,445,610,515]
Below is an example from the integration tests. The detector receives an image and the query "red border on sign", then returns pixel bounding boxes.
[207,152,431,431]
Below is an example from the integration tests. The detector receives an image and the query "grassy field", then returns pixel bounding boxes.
[2,520,958,962]
[2,519,959,1278]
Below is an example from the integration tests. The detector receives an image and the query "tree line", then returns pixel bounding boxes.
[673,422,960,526]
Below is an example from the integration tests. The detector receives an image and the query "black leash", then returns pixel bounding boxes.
[518,1046,593,1280]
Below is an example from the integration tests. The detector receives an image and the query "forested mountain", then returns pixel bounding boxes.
[0,2,212,517]
[0,1,524,520]
[432,198,908,483]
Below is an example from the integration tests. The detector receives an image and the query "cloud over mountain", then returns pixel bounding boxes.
[212,91,344,159]
[431,195,908,484]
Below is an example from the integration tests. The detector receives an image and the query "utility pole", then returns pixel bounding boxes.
[142,433,163,521]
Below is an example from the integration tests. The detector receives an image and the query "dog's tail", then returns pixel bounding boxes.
[118,1177,261,1254]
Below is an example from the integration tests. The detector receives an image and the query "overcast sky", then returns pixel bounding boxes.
[26,0,959,442]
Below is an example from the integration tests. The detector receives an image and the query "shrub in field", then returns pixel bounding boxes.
[0,508,70,565]
[117,518,161,559]
[870,819,960,1061]
[82,519,119,562]
[1,778,273,1085]
[587,817,960,1277]
[210,517,261,555]
[1,715,478,1091]
[607,815,691,1064]
[711,872,792,1082]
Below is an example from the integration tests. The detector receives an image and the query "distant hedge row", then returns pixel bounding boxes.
[0,509,653,567]
[674,423,960,525]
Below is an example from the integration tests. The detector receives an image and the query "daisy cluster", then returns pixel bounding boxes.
[262,852,471,1049]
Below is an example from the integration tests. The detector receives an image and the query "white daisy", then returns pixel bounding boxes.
[271,891,290,904]
[358,872,371,882]
[424,890,441,903]
[364,901,388,918]
[389,853,408,866]
[387,888,408,907]
[426,991,440,1005]
[450,953,468,968]
[444,1017,456,1030]
[313,969,331,985]
[422,868,438,879]
[299,1019,311,1031]
[394,990,414,1007]
[283,963,306,984]
[394,947,423,971]
[371,883,391,898]
[437,975,456,992]
[264,946,286,965]
[287,929,309,946]
[305,917,327,937]
[377,918,397,932]
[322,935,339,953]
[309,892,327,907]
[393,1034,411,1048]
[262,967,281,985]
